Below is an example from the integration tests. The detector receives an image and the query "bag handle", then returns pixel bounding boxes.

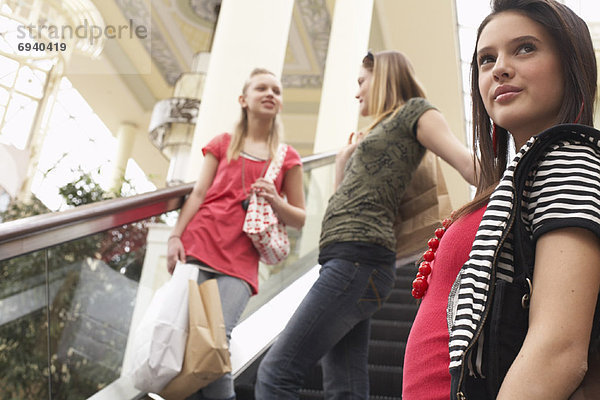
[264,144,288,182]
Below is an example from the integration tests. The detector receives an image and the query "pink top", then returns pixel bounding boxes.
[402,205,486,399]
[181,133,302,294]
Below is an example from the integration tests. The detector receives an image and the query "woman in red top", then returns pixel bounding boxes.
[167,68,306,400]
[406,1,600,399]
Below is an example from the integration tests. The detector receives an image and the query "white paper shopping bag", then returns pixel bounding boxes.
[130,262,199,393]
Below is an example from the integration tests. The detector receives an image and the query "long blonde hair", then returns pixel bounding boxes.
[227,68,283,161]
[363,50,427,133]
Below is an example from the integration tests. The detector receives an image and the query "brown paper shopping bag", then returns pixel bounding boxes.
[395,151,453,259]
[159,279,232,400]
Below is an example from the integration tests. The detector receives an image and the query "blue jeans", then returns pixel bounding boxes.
[255,258,395,399]
[186,269,251,400]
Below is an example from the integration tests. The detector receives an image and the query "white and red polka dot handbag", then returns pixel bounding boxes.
[243,144,290,265]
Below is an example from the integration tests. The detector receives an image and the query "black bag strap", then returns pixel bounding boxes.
[511,124,600,331]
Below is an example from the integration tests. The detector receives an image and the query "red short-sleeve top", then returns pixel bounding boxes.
[181,133,302,294]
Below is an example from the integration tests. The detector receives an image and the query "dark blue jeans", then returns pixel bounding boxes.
[255,257,395,399]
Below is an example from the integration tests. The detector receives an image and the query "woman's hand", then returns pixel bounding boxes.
[251,178,283,206]
[166,236,186,274]
[250,165,306,230]
[335,132,365,189]
[348,131,366,144]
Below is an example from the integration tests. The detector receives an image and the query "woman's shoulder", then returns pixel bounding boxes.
[203,133,232,158]
[205,132,231,146]
[532,134,600,186]
[406,97,432,107]
[541,130,600,164]
[387,97,436,130]
[401,97,435,112]
[219,132,232,143]
[392,97,435,118]
[282,143,302,167]
[534,124,600,155]
[526,130,600,238]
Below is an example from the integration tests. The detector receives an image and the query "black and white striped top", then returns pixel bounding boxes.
[448,126,600,378]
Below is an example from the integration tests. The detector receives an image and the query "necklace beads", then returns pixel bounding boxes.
[411,217,452,299]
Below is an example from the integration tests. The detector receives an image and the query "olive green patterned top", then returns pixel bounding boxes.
[319,97,435,252]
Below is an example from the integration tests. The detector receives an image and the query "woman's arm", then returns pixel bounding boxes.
[497,227,600,399]
[252,164,306,230]
[166,153,219,273]
[415,109,479,186]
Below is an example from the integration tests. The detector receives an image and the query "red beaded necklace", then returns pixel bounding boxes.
[411,216,453,299]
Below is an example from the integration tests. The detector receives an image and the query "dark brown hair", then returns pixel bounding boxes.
[454,0,597,219]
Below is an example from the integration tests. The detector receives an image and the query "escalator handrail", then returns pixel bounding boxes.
[0,150,337,261]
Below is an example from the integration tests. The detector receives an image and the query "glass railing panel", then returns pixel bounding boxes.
[0,215,165,400]
[45,230,134,399]
[0,249,50,399]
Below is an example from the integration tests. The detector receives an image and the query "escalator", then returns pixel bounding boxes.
[0,149,421,400]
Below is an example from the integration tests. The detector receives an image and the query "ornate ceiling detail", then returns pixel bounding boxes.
[280,0,331,88]
[291,0,330,79]
[282,74,324,88]
[189,0,221,23]
[114,0,184,85]
[112,0,331,88]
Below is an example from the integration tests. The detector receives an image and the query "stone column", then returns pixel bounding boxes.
[313,0,374,152]
[110,122,137,192]
[185,0,294,181]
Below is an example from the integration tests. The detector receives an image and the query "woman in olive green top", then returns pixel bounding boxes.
[256,50,477,399]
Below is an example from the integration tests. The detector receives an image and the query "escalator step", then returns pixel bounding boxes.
[238,385,404,400]
[368,340,406,366]
[395,263,419,277]
[386,287,417,304]
[368,364,403,397]
[394,274,415,288]
[299,389,325,399]
[373,302,418,321]
[301,363,403,397]
[369,397,402,400]
[299,389,402,400]
[370,319,412,341]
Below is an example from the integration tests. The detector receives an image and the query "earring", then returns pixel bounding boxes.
[574,100,584,124]
[492,123,498,157]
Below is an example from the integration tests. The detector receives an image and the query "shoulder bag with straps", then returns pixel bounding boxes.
[469,124,600,399]
[242,144,290,265]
